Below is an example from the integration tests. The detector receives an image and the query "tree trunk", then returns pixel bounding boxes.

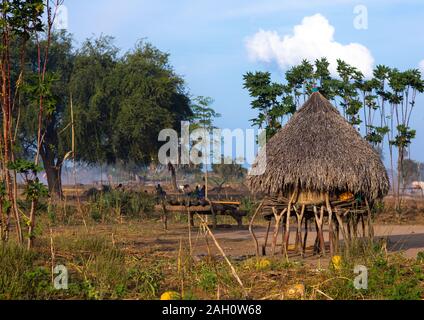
[45,163,62,198]
[41,149,63,198]
[168,162,178,192]
[396,146,405,212]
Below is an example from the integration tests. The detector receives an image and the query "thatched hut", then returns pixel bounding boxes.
[247,92,389,257]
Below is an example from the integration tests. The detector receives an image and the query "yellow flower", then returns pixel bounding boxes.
[286,284,305,299]
[160,291,181,300]
[256,258,271,270]
[332,255,342,270]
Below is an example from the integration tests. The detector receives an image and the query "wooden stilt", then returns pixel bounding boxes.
[271,208,286,256]
[335,218,340,254]
[262,219,271,256]
[313,206,325,256]
[294,205,305,255]
[161,201,168,230]
[319,206,326,255]
[189,212,194,227]
[360,214,366,238]
[283,201,293,258]
[313,220,320,255]
[303,216,309,256]
[248,200,264,259]
[335,208,350,251]
[325,194,334,257]
[281,214,286,255]
[353,214,360,239]
[347,217,352,243]
[365,199,374,240]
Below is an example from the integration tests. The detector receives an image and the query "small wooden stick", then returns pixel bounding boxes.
[50,228,55,285]
[187,205,193,256]
[197,214,248,298]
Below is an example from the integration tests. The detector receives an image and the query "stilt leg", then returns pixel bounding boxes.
[271,208,286,256]
[248,200,264,259]
[190,212,194,227]
[294,205,305,255]
[335,218,340,253]
[313,206,326,256]
[319,206,326,255]
[303,216,309,256]
[365,199,374,240]
[283,203,292,258]
[161,201,168,230]
[313,220,320,255]
[361,214,366,238]
[335,209,350,251]
[325,194,334,257]
[281,215,285,254]
[262,219,272,256]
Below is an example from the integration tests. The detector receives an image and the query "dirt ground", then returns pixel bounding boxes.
[56,187,424,264]
[54,217,424,266]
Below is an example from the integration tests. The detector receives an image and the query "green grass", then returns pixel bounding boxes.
[0,200,423,300]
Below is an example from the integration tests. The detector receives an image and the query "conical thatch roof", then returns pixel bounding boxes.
[247,92,389,200]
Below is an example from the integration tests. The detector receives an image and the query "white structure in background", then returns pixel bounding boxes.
[411,181,424,195]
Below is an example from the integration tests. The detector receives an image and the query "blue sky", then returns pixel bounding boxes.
[64,0,424,163]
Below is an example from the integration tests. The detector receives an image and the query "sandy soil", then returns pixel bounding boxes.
[203,224,424,260]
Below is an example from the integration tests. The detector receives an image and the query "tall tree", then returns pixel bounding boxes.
[1,0,60,247]
[18,30,74,198]
[243,71,293,139]
[70,39,192,172]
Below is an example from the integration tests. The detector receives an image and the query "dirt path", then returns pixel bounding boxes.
[198,224,424,260]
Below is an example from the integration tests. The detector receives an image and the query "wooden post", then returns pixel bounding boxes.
[335,218,340,254]
[206,198,217,229]
[248,200,264,259]
[325,194,334,257]
[294,205,305,255]
[271,208,287,256]
[303,216,309,256]
[161,201,168,230]
[335,208,350,251]
[262,220,271,256]
[365,198,374,240]
[360,214,366,238]
[283,200,293,257]
[313,205,326,256]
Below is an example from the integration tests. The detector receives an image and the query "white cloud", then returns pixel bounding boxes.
[245,14,375,77]
[419,60,424,74]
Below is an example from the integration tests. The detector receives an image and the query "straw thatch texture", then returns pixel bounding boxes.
[247,92,389,200]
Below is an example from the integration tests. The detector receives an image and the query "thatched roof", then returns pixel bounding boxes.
[247,92,389,200]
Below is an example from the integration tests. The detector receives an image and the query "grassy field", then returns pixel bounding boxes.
[1,189,424,300]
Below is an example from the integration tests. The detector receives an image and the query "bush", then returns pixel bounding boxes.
[0,243,53,299]
[89,190,155,222]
